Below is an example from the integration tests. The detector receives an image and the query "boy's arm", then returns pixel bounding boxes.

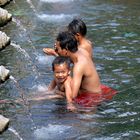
[43,48,58,56]
[48,79,56,91]
[72,66,83,98]
[64,79,73,103]
[64,79,77,111]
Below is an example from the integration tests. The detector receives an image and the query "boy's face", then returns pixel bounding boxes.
[55,41,67,56]
[54,62,70,84]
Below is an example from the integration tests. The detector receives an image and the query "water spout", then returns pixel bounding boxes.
[10,42,40,76]
[10,42,30,59]
[26,0,37,13]
[8,127,23,140]
[9,75,17,83]
[9,75,37,130]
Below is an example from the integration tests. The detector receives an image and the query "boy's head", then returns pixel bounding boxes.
[52,56,71,71]
[52,56,72,83]
[68,18,87,37]
[56,31,78,55]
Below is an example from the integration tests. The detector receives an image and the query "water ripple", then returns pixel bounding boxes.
[118,112,137,117]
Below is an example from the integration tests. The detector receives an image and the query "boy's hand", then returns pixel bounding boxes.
[43,48,58,56]
[67,102,77,112]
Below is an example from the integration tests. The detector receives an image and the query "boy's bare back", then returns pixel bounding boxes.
[78,38,93,58]
[72,48,101,97]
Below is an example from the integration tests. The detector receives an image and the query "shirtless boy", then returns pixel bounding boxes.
[43,18,93,57]
[55,31,101,100]
[28,56,75,110]
[47,56,76,110]
[48,56,73,102]
[67,18,93,58]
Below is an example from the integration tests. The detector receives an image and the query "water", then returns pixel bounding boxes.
[0,0,140,139]
[8,127,23,140]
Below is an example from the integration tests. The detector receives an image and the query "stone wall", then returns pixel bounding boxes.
[0,0,11,134]
[0,1,12,50]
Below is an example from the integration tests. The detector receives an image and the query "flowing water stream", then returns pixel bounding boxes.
[0,0,140,139]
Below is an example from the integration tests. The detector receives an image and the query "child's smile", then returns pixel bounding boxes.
[54,63,70,84]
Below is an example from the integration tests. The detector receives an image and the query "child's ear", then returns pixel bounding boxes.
[68,71,71,75]
[76,33,81,40]
[64,49,68,55]
[76,33,80,36]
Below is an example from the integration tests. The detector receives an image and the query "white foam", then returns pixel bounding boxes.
[37,13,77,22]
[34,125,72,139]
[37,55,54,65]
[31,84,49,93]
[11,42,30,59]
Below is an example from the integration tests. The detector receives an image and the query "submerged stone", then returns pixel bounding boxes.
[0,0,10,6]
[0,31,10,50]
[0,115,10,133]
[0,7,12,26]
[0,65,10,82]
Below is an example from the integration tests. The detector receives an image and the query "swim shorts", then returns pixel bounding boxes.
[74,84,118,107]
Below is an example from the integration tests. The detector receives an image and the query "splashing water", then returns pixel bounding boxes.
[37,55,54,65]
[10,41,40,76]
[26,0,37,13]
[37,13,77,23]
[12,18,27,32]
[9,75,17,83]
[8,127,23,140]
[34,124,72,139]
[12,17,38,55]
[10,42,30,59]
[31,84,49,93]
[9,75,37,130]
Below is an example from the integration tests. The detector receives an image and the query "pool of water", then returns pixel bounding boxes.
[0,0,140,139]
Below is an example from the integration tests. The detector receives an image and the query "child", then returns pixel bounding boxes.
[47,56,76,110]
[27,56,76,110]
[15,56,76,111]
[43,18,93,58]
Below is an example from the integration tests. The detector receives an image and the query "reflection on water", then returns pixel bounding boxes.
[0,0,140,139]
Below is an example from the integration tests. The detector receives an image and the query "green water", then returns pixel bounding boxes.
[0,0,140,139]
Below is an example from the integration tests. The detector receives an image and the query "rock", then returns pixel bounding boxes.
[0,0,10,6]
[0,115,10,133]
[0,65,10,82]
[0,31,10,50]
[0,7,12,26]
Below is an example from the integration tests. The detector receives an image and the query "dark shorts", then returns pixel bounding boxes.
[74,84,118,107]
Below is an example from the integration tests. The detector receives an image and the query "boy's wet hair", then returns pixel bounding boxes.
[56,31,78,53]
[52,56,72,71]
[68,18,87,36]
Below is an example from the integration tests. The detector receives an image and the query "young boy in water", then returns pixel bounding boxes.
[16,56,75,110]
[47,56,76,110]
[28,56,75,110]
[43,18,93,58]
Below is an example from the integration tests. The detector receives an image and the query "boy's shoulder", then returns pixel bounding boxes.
[85,39,92,47]
[64,76,72,87]
[64,75,72,83]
